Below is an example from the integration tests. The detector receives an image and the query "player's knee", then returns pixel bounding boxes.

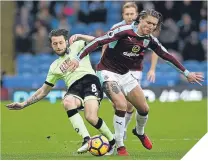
[63,96,77,111]
[113,100,127,111]
[85,113,98,126]
[137,103,149,114]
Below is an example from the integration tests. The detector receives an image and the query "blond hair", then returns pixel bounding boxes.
[122,2,138,13]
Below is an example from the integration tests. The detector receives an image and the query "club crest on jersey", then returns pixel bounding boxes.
[107,31,115,38]
[132,45,140,53]
[143,39,150,47]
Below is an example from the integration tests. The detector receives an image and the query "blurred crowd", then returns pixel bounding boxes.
[14,1,207,62]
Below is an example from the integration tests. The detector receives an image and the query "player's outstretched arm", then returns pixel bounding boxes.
[69,34,95,45]
[147,52,158,83]
[156,53,204,85]
[6,84,52,110]
[150,37,204,85]
[156,52,204,85]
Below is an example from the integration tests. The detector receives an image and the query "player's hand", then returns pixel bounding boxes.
[147,70,156,83]
[6,102,25,110]
[186,72,204,86]
[69,34,78,45]
[68,59,79,72]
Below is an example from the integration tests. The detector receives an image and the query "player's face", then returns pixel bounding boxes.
[122,7,138,25]
[51,36,67,56]
[138,15,158,35]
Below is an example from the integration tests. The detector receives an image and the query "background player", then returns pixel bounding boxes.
[61,9,204,156]
[6,29,115,154]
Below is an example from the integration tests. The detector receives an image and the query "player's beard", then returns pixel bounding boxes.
[55,48,67,56]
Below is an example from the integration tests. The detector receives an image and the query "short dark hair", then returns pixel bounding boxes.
[136,9,163,32]
[48,29,69,42]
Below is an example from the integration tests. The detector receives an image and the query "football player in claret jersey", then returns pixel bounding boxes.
[62,9,204,156]
[6,29,116,154]
[102,2,158,141]
[69,2,158,144]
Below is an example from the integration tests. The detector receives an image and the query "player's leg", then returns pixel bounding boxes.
[103,81,129,156]
[84,99,115,148]
[120,72,152,150]
[124,102,134,140]
[77,74,116,153]
[97,70,129,155]
[62,95,91,147]
[126,85,152,150]
[124,71,142,139]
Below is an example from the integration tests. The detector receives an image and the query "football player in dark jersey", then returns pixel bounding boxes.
[61,9,204,156]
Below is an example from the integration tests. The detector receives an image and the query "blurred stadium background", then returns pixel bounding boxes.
[1,1,207,100]
[0,1,207,160]
[1,1,207,92]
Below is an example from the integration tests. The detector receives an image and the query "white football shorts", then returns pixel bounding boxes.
[129,70,142,84]
[96,70,140,96]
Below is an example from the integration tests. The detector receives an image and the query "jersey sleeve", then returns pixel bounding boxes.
[76,25,132,60]
[45,65,60,87]
[111,23,121,29]
[111,24,117,29]
[70,40,86,54]
[149,36,189,76]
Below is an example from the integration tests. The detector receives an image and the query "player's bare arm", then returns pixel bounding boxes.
[6,84,52,110]
[147,52,158,83]
[69,34,95,45]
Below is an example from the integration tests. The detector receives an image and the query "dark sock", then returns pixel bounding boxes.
[84,136,90,141]
[115,110,126,117]
[67,109,78,117]
[109,138,115,146]
[94,117,103,129]
[137,111,148,116]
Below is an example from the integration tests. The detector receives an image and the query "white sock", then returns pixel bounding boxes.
[135,111,148,135]
[114,114,125,148]
[69,113,90,138]
[124,111,133,131]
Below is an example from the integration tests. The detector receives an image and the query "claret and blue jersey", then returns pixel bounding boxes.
[76,22,186,75]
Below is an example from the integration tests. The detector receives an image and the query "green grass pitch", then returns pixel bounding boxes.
[1,99,207,160]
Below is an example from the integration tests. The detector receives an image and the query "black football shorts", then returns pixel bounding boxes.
[65,74,103,109]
